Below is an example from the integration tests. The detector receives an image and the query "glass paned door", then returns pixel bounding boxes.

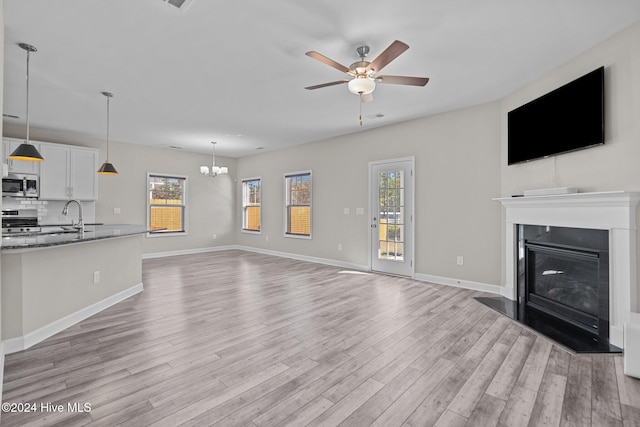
[370,159,414,276]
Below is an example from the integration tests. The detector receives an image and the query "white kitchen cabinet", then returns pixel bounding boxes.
[38,143,99,201]
[3,137,41,175]
[70,148,99,200]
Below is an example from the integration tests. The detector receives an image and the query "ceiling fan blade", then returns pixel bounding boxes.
[367,40,409,73]
[305,51,351,74]
[376,75,430,86]
[360,93,374,103]
[304,80,349,90]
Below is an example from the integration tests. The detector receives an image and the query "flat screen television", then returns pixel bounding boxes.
[507,66,604,165]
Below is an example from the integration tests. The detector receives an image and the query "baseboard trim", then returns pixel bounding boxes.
[144,244,508,298]
[414,273,503,295]
[143,245,236,259]
[2,283,144,355]
[143,244,370,271]
[234,245,370,271]
[143,246,504,295]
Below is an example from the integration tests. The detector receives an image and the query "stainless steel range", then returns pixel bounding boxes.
[2,209,41,234]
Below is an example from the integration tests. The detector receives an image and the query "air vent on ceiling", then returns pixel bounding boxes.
[365,113,385,119]
[160,0,194,11]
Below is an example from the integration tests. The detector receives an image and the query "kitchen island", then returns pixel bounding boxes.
[1,224,149,353]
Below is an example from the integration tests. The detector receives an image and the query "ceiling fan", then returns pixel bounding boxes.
[304,40,429,103]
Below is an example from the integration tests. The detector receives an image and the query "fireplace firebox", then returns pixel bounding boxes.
[517,225,609,341]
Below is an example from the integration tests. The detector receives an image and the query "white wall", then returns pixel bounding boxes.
[2,235,142,340]
[236,102,503,285]
[499,22,640,306]
[3,21,638,298]
[501,22,640,196]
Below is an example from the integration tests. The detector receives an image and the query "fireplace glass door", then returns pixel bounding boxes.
[518,225,609,340]
[526,244,600,331]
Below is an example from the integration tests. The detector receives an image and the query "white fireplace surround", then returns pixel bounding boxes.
[495,191,640,349]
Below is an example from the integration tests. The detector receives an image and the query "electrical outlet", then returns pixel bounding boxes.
[457,256,464,266]
[343,208,350,215]
[213,234,217,240]
[266,234,269,242]
[338,243,342,251]
[113,207,121,214]
[93,271,100,284]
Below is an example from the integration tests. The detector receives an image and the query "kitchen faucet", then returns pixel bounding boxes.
[62,199,84,233]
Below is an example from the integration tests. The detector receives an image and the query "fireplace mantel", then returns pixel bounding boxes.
[494,191,640,348]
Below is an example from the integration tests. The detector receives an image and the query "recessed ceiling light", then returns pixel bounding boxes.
[169,145,182,150]
[256,147,264,150]
[2,113,19,119]
[365,113,385,119]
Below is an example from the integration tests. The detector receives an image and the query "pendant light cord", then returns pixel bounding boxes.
[101,91,114,162]
[25,48,31,144]
[106,95,110,161]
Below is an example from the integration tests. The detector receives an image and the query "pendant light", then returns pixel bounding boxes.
[9,43,44,162]
[97,92,118,175]
[200,141,228,177]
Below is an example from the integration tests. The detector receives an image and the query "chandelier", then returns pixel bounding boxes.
[200,141,228,177]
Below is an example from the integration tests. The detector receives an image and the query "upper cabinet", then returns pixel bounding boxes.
[3,137,41,175]
[38,142,99,201]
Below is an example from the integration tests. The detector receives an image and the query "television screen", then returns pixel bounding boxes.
[507,66,604,165]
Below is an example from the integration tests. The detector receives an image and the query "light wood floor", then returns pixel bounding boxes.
[2,250,640,426]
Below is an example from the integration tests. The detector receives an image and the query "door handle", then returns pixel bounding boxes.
[371,224,377,228]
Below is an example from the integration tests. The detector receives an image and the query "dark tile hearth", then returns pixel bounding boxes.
[475,296,622,354]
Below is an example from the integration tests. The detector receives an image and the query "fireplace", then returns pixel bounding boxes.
[492,190,640,351]
[517,225,609,341]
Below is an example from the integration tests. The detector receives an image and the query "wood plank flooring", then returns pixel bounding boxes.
[2,250,640,426]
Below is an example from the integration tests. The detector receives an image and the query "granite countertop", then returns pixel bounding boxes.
[1,224,151,251]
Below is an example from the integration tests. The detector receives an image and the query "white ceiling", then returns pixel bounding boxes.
[3,0,640,158]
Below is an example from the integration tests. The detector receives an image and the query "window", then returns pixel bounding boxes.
[242,177,261,232]
[147,173,187,234]
[284,171,311,237]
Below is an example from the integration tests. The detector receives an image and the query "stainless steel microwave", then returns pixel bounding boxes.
[2,174,39,198]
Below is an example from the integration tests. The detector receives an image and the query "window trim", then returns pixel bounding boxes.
[242,176,262,234]
[146,172,188,237]
[283,170,312,239]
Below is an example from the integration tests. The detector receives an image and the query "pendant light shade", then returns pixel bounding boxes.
[10,142,44,161]
[9,43,44,162]
[97,161,118,174]
[97,91,118,175]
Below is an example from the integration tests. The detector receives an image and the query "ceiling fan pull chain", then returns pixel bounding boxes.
[359,95,363,126]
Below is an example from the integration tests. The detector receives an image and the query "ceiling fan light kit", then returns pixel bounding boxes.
[348,76,376,95]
